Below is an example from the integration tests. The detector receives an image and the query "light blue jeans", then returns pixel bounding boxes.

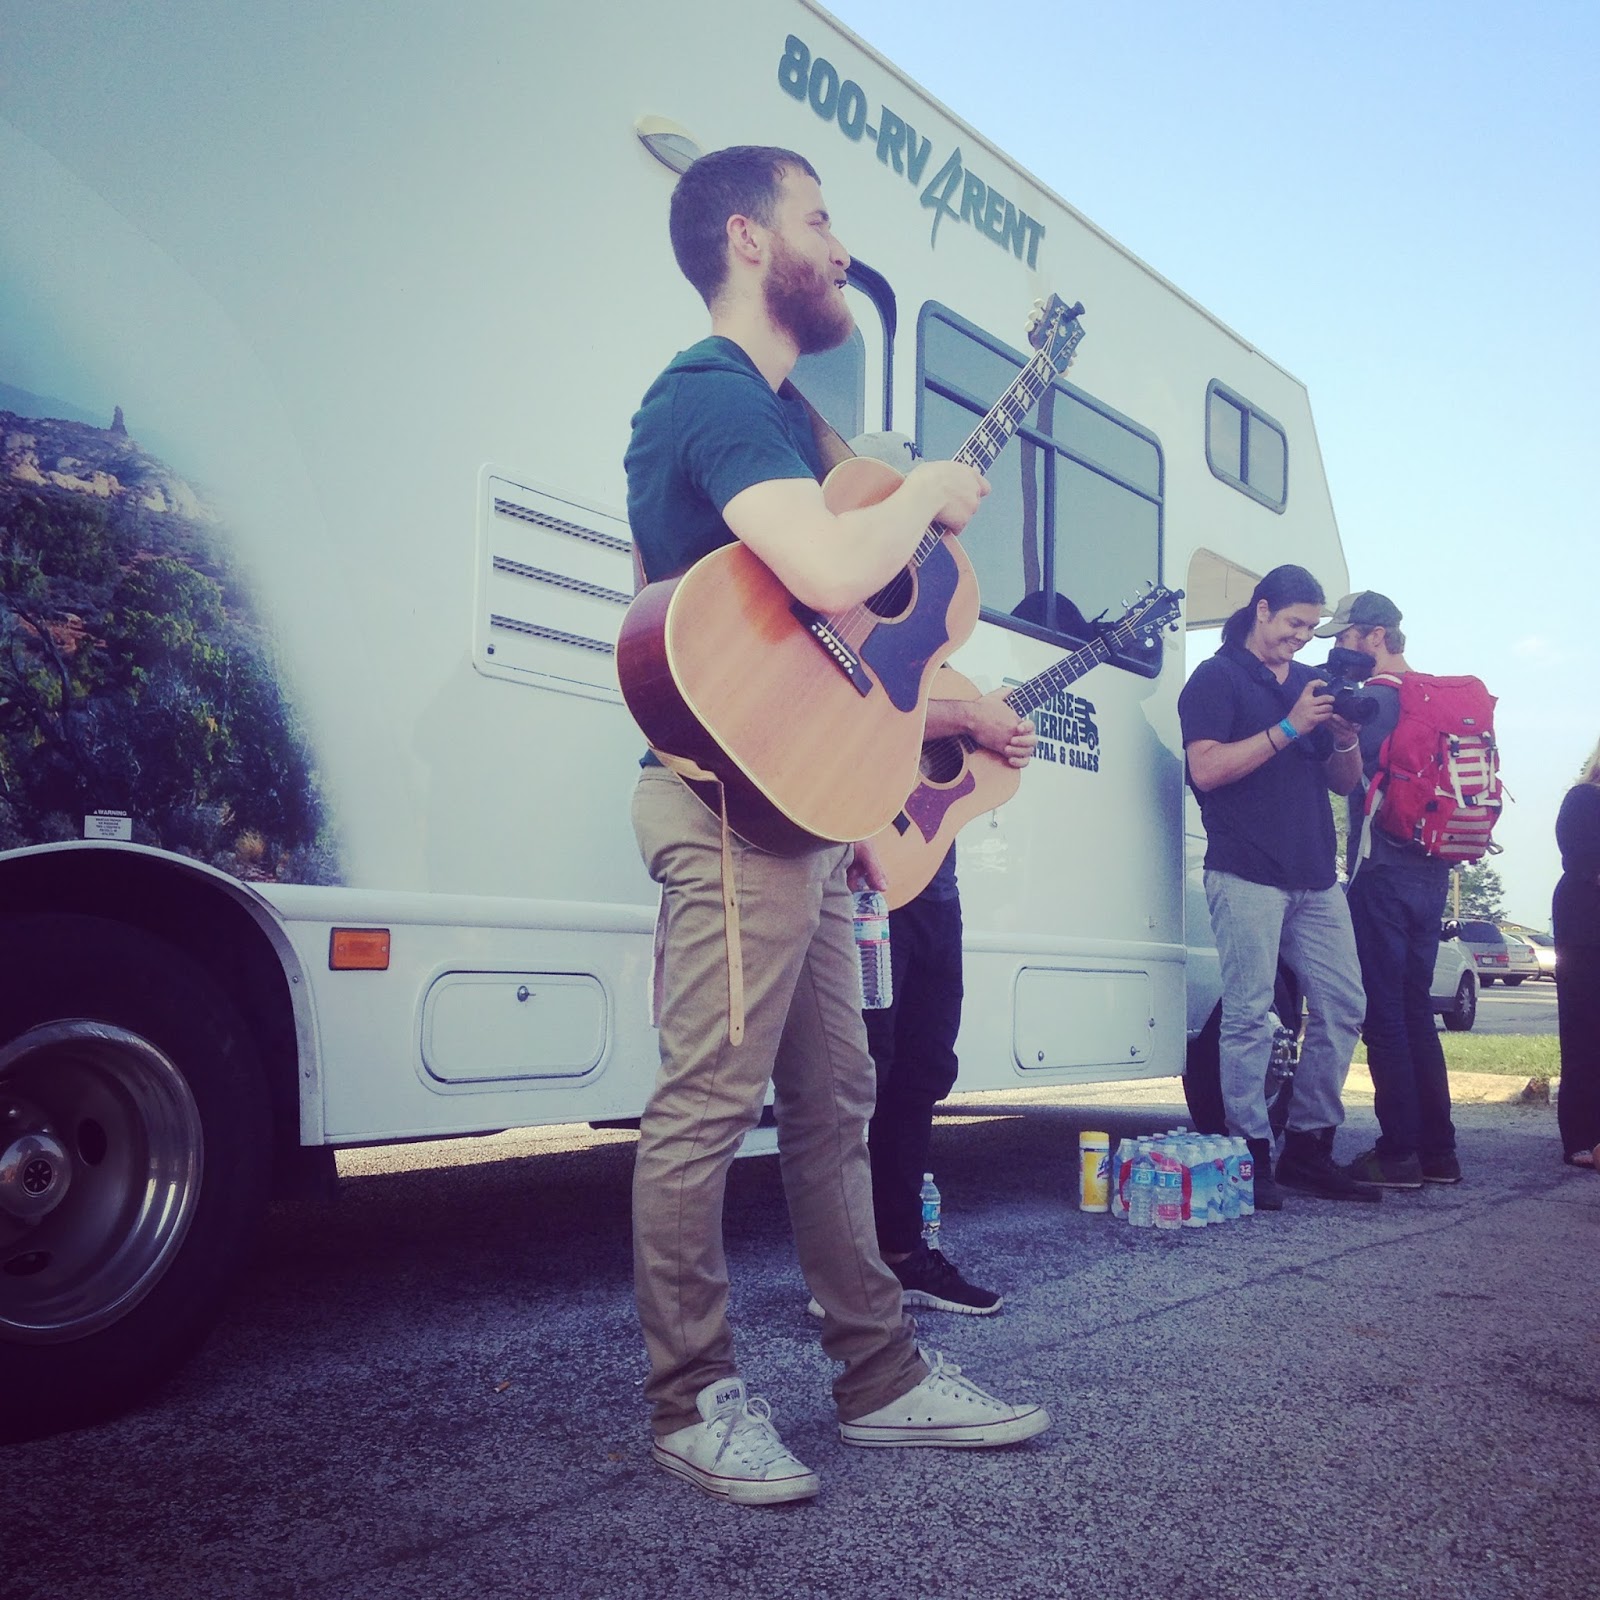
[1204,870,1366,1144]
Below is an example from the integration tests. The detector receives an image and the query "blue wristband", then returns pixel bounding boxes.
[1278,717,1300,743]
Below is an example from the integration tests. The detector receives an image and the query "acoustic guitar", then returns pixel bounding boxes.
[875,585,1184,908]
[616,295,1087,854]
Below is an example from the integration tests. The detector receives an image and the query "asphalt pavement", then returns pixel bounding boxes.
[9,1069,1596,1600]
[1469,982,1558,1036]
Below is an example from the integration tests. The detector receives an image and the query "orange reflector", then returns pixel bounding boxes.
[329,927,391,970]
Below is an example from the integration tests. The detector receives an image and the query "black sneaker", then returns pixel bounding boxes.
[1276,1130,1383,1203]
[1420,1151,1462,1184]
[892,1246,1002,1315]
[1342,1147,1424,1190]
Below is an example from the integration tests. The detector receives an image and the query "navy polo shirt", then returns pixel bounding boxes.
[624,336,824,768]
[624,336,822,583]
[1178,642,1339,890]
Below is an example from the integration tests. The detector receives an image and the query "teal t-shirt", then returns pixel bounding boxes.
[624,336,823,582]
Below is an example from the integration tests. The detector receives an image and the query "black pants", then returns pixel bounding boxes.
[1347,865,1454,1159]
[1555,940,1600,1158]
[864,891,963,1255]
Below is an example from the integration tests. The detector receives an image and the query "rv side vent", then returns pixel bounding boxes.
[476,473,632,701]
[489,615,615,656]
[491,556,632,608]
[493,497,632,555]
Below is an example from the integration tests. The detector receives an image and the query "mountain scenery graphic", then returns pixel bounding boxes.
[0,394,338,882]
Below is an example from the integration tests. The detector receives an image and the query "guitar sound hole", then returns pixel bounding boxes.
[864,570,914,621]
[920,739,966,783]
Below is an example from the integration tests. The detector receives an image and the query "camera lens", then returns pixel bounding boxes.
[1331,687,1379,724]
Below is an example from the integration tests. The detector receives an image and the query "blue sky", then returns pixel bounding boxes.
[830,0,1599,927]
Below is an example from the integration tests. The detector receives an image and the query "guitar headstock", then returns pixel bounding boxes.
[1026,294,1087,377]
[1110,584,1185,654]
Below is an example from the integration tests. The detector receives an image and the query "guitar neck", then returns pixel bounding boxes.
[907,346,1062,571]
[936,613,1150,758]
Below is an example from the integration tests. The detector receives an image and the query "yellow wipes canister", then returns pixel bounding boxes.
[1079,1130,1111,1212]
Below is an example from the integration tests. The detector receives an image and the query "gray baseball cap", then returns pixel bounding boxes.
[1314,591,1402,638]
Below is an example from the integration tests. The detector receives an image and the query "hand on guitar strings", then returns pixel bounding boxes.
[905,460,989,535]
[950,687,1038,770]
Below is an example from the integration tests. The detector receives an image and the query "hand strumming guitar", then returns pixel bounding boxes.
[903,460,990,536]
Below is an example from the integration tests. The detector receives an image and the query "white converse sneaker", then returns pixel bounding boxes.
[839,1349,1051,1448]
[651,1377,820,1505]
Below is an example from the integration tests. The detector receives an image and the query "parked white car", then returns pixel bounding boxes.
[1498,931,1544,987]
[1432,937,1479,1031]
[1525,932,1559,980]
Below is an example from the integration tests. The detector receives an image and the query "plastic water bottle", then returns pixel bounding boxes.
[1219,1138,1242,1221]
[1153,1147,1183,1232]
[919,1172,941,1251]
[1128,1141,1155,1228]
[1206,1137,1229,1224]
[1233,1137,1256,1218]
[853,890,893,1010]
[1110,1137,1136,1219]
[1183,1136,1209,1228]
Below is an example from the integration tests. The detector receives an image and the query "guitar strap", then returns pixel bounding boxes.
[781,380,859,476]
[632,385,851,1052]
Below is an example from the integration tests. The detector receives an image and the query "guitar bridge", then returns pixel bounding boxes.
[791,601,872,697]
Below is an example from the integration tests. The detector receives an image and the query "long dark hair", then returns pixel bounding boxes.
[1221,564,1326,646]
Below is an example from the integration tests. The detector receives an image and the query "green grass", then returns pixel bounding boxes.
[1351,1033,1560,1079]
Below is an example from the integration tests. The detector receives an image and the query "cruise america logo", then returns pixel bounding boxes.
[777,34,1046,270]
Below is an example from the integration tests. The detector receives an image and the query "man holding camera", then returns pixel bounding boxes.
[1314,592,1461,1188]
[1180,565,1380,1208]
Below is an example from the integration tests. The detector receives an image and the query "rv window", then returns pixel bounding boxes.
[791,267,894,442]
[792,325,866,441]
[1205,380,1287,511]
[916,302,1164,677]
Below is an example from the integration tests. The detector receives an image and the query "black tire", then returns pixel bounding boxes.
[1183,1003,1228,1134]
[1442,975,1477,1032]
[1480,975,1495,986]
[0,913,272,1441]
[1502,976,1525,987]
[1183,962,1302,1137]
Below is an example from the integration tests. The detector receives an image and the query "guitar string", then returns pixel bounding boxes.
[822,344,1067,647]
[918,599,1172,773]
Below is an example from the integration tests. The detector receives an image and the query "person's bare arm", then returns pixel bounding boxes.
[723,461,988,613]
[1186,677,1335,792]
[1323,714,1363,795]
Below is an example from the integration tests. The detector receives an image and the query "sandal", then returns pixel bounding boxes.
[1562,1148,1598,1169]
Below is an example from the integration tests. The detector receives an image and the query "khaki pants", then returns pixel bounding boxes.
[631,767,925,1436]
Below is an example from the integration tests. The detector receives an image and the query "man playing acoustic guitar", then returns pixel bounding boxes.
[624,145,1051,1506]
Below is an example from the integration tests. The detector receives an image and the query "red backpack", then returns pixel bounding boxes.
[1363,672,1503,862]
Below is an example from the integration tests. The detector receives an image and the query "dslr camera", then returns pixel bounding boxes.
[1311,646,1380,725]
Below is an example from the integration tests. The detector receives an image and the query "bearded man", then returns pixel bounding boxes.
[622,146,1049,1507]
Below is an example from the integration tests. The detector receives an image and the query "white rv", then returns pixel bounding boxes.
[0,0,1347,1433]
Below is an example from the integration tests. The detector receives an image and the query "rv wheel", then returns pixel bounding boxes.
[0,914,272,1441]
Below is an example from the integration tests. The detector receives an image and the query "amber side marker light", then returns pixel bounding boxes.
[330,928,391,970]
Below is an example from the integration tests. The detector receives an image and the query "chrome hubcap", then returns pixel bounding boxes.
[0,1122,73,1223]
[0,1022,203,1344]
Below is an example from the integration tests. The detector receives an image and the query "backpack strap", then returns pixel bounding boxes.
[1347,674,1403,885]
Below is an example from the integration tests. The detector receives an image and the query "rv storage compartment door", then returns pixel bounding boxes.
[422,971,606,1084]
[1013,968,1153,1070]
